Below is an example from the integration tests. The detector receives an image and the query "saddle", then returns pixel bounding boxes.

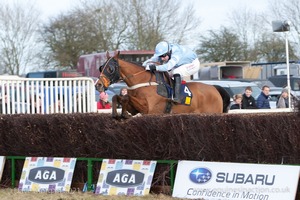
[154,71,192,106]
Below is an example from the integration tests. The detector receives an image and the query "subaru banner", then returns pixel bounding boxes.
[172,161,299,200]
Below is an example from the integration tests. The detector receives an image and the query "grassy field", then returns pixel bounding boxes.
[0,189,187,200]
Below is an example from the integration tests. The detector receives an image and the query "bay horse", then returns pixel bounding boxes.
[95,51,230,118]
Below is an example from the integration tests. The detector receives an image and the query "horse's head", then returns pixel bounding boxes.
[95,51,121,92]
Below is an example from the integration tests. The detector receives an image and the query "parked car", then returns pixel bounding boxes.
[238,79,276,89]
[192,80,267,108]
[268,75,300,98]
[268,88,299,109]
[192,80,261,99]
[268,90,281,108]
[108,82,127,95]
[26,70,82,78]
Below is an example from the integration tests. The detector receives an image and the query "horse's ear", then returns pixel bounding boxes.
[106,51,110,59]
[114,50,120,59]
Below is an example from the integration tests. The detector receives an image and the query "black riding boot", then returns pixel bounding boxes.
[173,74,181,103]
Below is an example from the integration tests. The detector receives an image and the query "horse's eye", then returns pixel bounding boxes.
[107,65,115,74]
[99,65,104,72]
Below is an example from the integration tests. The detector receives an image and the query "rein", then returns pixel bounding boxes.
[119,63,157,90]
[100,57,114,75]
[99,56,158,90]
[122,69,147,81]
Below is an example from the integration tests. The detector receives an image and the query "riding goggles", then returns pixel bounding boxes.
[159,53,168,58]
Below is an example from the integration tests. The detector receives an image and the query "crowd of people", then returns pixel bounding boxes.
[230,85,291,110]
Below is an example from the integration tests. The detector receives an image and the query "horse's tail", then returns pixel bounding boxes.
[213,85,231,113]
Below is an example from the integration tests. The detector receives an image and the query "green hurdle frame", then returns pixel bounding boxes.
[7,156,177,192]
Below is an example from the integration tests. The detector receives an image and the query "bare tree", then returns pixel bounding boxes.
[196,27,244,62]
[117,0,163,50]
[40,0,130,68]
[118,0,201,49]
[40,12,95,69]
[78,0,129,50]
[0,1,41,75]
[39,0,201,68]
[257,32,298,62]
[228,6,270,62]
[225,3,300,62]
[269,0,300,58]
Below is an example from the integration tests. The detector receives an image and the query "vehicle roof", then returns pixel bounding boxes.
[191,80,258,87]
[269,90,282,95]
[269,75,300,79]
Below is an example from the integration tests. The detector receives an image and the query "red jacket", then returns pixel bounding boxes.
[97,101,111,109]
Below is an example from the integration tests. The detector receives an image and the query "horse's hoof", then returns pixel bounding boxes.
[112,114,119,119]
[121,113,131,119]
[133,113,142,118]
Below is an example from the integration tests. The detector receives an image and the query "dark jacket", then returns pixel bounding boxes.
[230,104,241,110]
[241,94,257,109]
[256,92,270,109]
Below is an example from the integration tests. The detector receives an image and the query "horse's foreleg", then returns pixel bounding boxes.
[111,95,120,119]
[120,95,131,119]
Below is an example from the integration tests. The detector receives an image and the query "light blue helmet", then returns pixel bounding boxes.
[154,41,170,57]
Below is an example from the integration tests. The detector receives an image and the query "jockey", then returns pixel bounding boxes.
[143,41,200,103]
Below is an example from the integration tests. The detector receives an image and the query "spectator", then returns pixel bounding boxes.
[97,92,111,109]
[241,86,257,109]
[30,95,42,113]
[116,87,128,108]
[256,85,271,109]
[120,87,127,96]
[0,95,3,114]
[230,94,243,110]
[0,93,12,114]
[49,94,64,113]
[276,88,289,108]
[75,94,88,112]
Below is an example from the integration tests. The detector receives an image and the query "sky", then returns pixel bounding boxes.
[34,0,270,31]
[32,0,271,49]
[193,0,269,30]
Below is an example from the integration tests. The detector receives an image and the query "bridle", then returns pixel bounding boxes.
[97,57,151,89]
[97,57,121,90]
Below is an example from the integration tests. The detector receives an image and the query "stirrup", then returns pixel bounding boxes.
[172,96,181,103]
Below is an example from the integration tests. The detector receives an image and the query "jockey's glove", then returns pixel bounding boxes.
[145,64,156,72]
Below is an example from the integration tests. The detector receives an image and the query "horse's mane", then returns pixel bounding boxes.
[126,60,144,67]
[121,59,146,70]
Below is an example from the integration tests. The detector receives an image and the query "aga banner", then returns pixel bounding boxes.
[172,161,299,200]
[18,157,76,192]
[95,159,157,196]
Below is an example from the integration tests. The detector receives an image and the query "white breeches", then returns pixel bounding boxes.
[170,58,200,77]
